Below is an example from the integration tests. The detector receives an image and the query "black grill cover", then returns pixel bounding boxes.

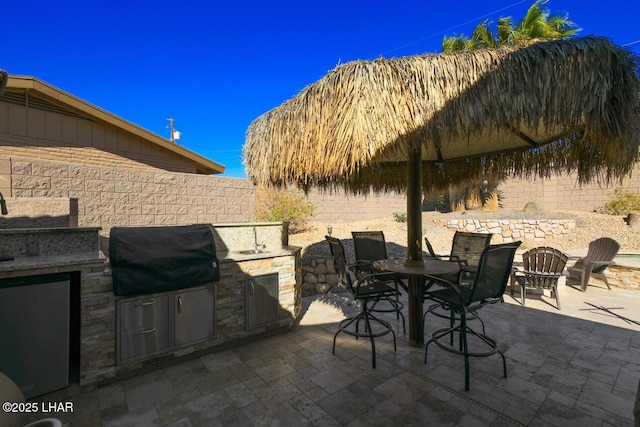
[110,224,219,296]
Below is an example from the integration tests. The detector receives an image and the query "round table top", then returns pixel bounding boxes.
[373,258,460,276]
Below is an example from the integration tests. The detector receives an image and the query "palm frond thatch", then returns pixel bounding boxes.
[244,36,640,194]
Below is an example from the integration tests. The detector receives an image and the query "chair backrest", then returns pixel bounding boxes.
[450,231,493,267]
[585,237,620,273]
[468,241,521,304]
[352,231,388,262]
[326,235,354,293]
[522,246,568,289]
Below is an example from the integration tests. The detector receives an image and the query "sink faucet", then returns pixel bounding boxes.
[253,227,263,253]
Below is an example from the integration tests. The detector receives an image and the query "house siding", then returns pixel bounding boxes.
[0,99,196,173]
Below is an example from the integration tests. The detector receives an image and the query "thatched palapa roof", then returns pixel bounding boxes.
[244,37,640,194]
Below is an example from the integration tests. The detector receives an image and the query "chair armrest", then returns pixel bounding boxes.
[566,265,583,273]
[522,270,564,280]
[422,273,467,307]
[352,271,402,297]
[569,257,586,267]
[351,260,373,269]
[590,260,616,268]
[460,265,477,273]
[349,260,375,278]
[568,260,615,275]
[436,254,467,267]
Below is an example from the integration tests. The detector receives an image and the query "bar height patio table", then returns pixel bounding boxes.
[373,258,460,347]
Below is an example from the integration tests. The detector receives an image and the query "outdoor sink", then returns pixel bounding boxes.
[236,249,270,255]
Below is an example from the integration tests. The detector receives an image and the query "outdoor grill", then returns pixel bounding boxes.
[109,224,220,296]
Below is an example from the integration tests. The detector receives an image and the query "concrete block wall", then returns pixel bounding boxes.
[2,158,256,251]
[305,189,407,223]
[3,156,640,239]
[0,197,73,229]
[498,163,640,212]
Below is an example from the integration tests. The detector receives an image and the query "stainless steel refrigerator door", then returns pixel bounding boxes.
[0,275,70,399]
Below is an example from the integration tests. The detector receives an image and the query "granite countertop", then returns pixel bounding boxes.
[0,227,101,235]
[218,246,301,262]
[0,251,105,274]
[0,246,300,274]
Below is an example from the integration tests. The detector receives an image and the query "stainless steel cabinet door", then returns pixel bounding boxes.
[246,273,279,330]
[174,286,215,346]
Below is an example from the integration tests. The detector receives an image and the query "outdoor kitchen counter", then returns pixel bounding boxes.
[217,245,301,262]
[0,252,105,278]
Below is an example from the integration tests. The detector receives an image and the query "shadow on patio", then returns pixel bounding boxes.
[24,280,640,426]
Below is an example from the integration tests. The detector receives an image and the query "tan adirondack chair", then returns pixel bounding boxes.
[511,247,568,309]
[566,237,620,292]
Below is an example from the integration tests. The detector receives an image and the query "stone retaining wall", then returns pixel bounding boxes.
[607,265,640,291]
[301,256,339,296]
[435,218,576,243]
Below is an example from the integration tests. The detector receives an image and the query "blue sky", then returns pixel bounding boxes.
[2,0,639,178]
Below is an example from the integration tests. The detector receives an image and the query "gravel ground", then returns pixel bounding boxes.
[289,210,639,260]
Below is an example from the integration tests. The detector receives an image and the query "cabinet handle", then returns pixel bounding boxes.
[134,327,156,335]
[249,281,254,296]
[135,300,156,307]
[177,296,182,313]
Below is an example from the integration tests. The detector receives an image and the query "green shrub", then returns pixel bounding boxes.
[601,188,640,215]
[422,193,450,212]
[393,212,407,223]
[255,187,315,233]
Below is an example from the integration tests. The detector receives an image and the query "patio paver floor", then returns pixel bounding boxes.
[24,279,640,426]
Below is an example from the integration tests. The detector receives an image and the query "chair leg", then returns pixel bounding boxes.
[580,272,588,292]
[461,314,470,392]
[553,285,561,310]
[369,290,405,335]
[424,336,433,364]
[601,274,612,290]
[426,312,505,391]
[333,296,396,370]
[510,273,515,297]
[362,304,377,369]
[450,308,455,347]
[521,284,526,307]
[333,316,358,353]
[469,309,486,335]
[395,282,401,319]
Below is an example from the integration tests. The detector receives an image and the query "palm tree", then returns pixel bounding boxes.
[440,0,580,210]
[443,0,580,52]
